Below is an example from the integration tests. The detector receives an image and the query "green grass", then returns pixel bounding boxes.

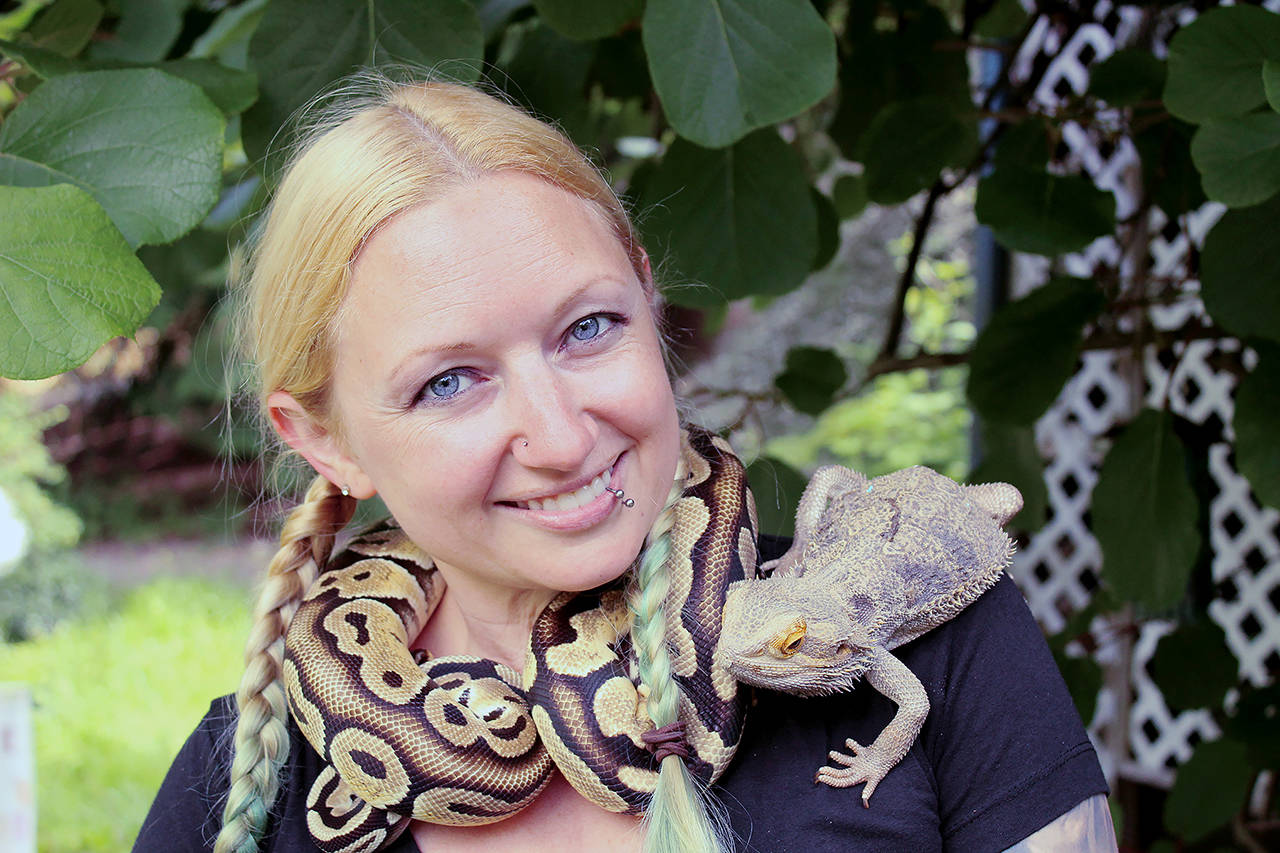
[0,576,251,853]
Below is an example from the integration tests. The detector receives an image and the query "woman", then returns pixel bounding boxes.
[135,79,1114,853]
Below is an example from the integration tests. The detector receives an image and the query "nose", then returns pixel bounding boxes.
[505,360,596,471]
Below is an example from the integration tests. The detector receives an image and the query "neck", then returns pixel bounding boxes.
[413,567,558,671]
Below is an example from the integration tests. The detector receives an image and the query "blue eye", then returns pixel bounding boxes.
[571,316,602,341]
[423,370,473,401]
[569,313,621,344]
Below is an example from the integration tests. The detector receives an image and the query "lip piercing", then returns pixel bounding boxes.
[607,488,635,508]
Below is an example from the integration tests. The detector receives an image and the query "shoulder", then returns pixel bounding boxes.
[133,696,237,852]
[135,695,376,853]
[716,573,1107,853]
[906,573,1108,849]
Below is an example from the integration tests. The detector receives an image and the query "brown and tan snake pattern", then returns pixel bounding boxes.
[283,428,758,853]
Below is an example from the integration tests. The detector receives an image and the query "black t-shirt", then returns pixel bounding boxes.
[135,558,1106,852]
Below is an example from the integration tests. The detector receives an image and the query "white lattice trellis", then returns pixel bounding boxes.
[1001,0,1280,782]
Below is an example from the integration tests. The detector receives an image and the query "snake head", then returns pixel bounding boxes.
[720,576,875,697]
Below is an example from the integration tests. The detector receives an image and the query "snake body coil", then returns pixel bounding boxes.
[283,429,757,852]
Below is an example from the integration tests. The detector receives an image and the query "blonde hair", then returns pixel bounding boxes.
[220,75,725,853]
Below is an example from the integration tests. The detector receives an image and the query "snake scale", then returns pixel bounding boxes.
[283,428,758,853]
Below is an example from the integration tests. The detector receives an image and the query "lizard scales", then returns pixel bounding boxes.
[719,465,1022,805]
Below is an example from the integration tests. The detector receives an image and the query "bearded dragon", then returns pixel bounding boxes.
[720,465,1022,805]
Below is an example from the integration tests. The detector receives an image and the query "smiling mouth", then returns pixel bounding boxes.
[511,466,614,512]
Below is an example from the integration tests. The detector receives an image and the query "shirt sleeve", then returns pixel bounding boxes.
[132,696,235,853]
[1000,794,1117,852]
[905,573,1110,851]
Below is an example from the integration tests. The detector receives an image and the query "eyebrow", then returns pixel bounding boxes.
[385,276,626,387]
[388,339,476,388]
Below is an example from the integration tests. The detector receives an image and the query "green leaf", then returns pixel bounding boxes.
[1234,341,1280,511]
[1051,651,1102,725]
[1191,112,1280,208]
[966,277,1104,425]
[811,188,838,272]
[642,0,836,148]
[1200,194,1280,344]
[969,422,1049,533]
[830,6,969,161]
[975,166,1116,256]
[589,30,651,101]
[862,96,978,205]
[0,69,225,247]
[1223,684,1280,771]
[0,38,80,76]
[1164,739,1252,842]
[974,0,1027,40]
[27,0,102,56]
[775,346,847,416]
[1150,619,1238,712]
[138,227,233,296]
[831,173,867,220]
[745,456,809,538]
[533,0,640,41]
[0,42,258,116]
[188,0,269,63]
[1267,60,1280,114]
[0,184,161,380]
[1133,117,1206,217]
[88,0,186,63]
[498,20,594,141]
[1093,409,1202,612]
[242,0,483,170]
[159,59,258,116]
[1164,5,1280,123]
[1088,49,1165,107]
[992,118,1051,170]
[642,130,817,306]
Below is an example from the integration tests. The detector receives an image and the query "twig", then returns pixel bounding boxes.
[871,5,1087,360]
[876,180,945,362]
[1233,808,1269,853]
[864,350,969,380]
[864,317,1235,381]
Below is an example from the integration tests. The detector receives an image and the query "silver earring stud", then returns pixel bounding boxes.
[340,485,350,497]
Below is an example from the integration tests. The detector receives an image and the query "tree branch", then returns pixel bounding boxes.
[875,180,946,363]
[864,318,1237,382]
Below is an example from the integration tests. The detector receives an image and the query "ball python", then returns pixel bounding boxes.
[283,428,758,853]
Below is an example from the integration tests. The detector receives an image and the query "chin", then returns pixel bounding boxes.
[565,560,638,593]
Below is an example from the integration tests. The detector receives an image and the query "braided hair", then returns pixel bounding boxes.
[628,462,731,853]
[213,476,355,852]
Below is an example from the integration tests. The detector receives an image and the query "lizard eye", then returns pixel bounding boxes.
[769,620,807,657]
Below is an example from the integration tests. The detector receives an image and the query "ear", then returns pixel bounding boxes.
[267,391,377,499]
[638,247,653,288]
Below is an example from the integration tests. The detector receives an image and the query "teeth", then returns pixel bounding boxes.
[520,469,612,512]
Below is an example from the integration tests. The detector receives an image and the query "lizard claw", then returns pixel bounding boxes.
[814,739,889,805]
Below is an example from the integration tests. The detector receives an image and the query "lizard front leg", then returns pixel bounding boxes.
[816,647,929,806]
[762,466,867,577]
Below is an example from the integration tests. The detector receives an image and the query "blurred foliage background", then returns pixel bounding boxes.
[1,0,1278,849]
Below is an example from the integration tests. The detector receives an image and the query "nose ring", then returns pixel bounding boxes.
[521,440,529,447]
[607,488,635,508]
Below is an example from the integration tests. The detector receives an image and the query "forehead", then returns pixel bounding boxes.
[335,169,640,366]
[336,172,633,346]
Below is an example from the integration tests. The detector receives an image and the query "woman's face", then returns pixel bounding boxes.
[314,171,680,597]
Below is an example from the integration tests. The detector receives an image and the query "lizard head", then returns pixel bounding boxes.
[719,575,876,697]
